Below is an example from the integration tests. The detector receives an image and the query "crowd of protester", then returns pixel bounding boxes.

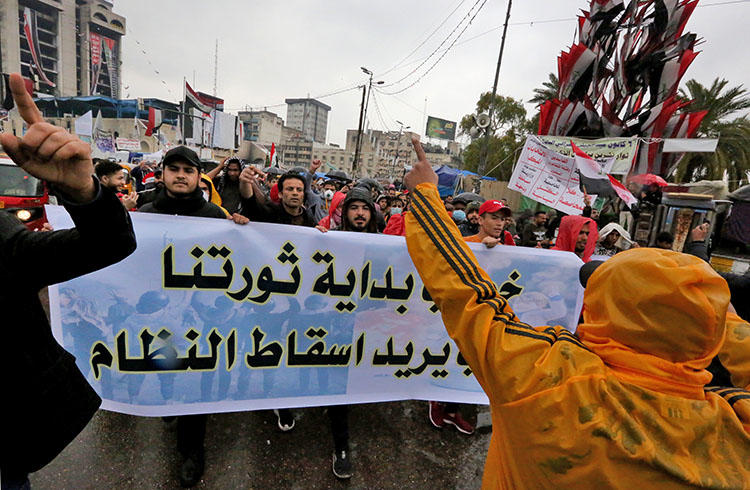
[3,71,749,489]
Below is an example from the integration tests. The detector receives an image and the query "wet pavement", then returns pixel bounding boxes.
[32,401,490,489]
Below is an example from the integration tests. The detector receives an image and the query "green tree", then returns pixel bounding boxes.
[529,73,559,106]
[459,92,527,139]
[459,93,529,181]
[673,78,750,188]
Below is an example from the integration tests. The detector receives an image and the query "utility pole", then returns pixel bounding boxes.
[477,0,513,182]
[390,120,409,181]
[353,67,384,177]
[353,84,367,177]
[213,39,218,96]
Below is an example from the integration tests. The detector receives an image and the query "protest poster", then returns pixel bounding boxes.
[535,135,639,175]
[47,206,584,417]
[508,136,595,215]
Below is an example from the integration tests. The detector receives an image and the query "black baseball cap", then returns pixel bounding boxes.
[162,146,202,170]
[579,260,605,288]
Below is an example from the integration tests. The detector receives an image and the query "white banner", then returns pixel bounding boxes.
[47,206,584,417]
[535,135,639,175]
[509,136,594,215]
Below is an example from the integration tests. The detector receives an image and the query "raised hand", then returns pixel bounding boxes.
[239,166,265,199]
[309,159,322,173]
[404,136,438,191]
[0,73,95,202]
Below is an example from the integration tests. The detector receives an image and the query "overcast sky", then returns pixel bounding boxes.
[115,0,750,147]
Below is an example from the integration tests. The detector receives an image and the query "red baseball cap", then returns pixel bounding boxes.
[478,200,512,216]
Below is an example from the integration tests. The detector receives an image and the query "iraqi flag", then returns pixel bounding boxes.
[572,141,615,196]
[608,174,638,208]
[22,8,56,87]
[145,107,163,136]
[269,143,279,167]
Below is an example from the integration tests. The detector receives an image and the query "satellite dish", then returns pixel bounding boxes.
[475,113,491,129]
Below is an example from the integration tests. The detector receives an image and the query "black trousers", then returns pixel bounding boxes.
[177,414,207,457]
[328,405,349,451]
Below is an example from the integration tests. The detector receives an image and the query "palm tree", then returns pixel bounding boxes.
[673,78,750,188]
[528,73,559,106]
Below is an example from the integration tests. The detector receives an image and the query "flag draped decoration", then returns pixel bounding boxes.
[182,81,224,146]
[536,0,706,177]
[22,8,56,87]
[145,107,163,137]
[269,143,279,167]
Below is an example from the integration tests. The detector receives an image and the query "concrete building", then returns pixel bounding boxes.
[312,142,353,174]
[344,128,427,180]
[280,135,313,169]
[237,110,283,146]
[285,98,330,143]
[0,0,125,97]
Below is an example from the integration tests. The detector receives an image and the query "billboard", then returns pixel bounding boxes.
[425,116,456,141]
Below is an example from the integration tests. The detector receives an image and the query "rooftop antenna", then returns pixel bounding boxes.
[213,39,218,96]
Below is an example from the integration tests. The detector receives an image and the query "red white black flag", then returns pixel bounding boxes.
[22,8,55,87]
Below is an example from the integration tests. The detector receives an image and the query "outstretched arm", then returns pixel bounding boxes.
[404,137,582,403]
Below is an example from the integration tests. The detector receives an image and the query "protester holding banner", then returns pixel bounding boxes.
[138,145,241,487]
[0,73,137,488]
[404,136,750,488]
[464,200,515,248]
[239,167,317,227]
[322,186,381,479]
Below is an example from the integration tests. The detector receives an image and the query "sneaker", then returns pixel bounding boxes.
[332,449,353,479]
[443,411,475,435]
[428,401,446,428]
[274,408,295,432]
[179,451,205,488]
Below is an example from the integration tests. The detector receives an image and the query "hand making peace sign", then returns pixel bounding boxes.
[0,73,96,202]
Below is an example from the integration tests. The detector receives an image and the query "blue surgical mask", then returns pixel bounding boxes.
[390,207,402,215]
[453,210,466,222]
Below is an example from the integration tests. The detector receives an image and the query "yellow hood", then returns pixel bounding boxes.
[578,248,730,398]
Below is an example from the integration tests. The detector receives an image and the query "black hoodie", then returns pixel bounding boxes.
[139,186,227,219]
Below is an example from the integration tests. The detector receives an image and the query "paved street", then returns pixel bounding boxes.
[32,401,490,489]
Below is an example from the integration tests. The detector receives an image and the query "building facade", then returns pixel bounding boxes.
[285,98,330,143]
[237,110,283,146]
[0,0,125,97]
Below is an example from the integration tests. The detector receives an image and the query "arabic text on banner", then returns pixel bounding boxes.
[535,135,639,175]
[509,136,596,215]
[47,206,584,417]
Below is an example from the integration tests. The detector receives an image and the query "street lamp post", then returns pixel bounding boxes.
[353,66,383,177]
[390,120,410,181]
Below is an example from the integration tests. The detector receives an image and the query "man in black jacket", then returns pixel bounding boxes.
[325,186,379,479]
[0,73,137,488]
[239,167,317,227]
[139,145,245,487]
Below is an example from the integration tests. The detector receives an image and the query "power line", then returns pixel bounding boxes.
[380,0,487,88]
[228,84,362,112]
[370,91,391,131]
[379,0,470,77]
[379,0,489,95]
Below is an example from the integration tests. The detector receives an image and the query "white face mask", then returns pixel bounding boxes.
[202,190,210,202]
[324,189,334,200]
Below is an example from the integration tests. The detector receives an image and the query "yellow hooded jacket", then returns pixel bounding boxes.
[405,184,750,489]
[200,173,230,217]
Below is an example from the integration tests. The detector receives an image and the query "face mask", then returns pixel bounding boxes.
[453,210,466,222]
[390,207,402,215]
[202,190,210,202]
[324,189,334,200]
